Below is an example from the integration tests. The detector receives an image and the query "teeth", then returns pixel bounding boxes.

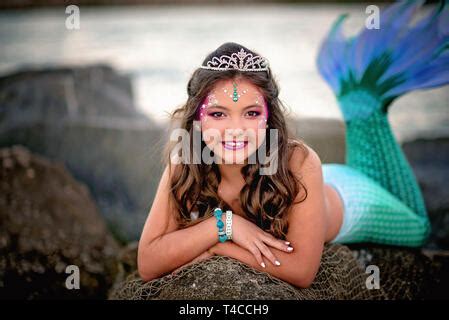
[223,141,245,147]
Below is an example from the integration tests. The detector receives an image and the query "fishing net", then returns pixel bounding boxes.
[109,243,387,300]
[349,244,436,300]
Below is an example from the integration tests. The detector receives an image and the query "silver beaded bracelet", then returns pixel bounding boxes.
[225,210,233,240]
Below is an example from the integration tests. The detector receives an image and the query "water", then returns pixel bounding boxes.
[0,3,448,142]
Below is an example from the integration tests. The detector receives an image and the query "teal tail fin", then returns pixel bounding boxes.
[317,0,449,221]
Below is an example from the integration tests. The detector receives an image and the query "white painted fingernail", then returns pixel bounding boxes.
[275,260,281,266]
[287,247,293,252]
[261,262,266,268]
[285,241,290,245]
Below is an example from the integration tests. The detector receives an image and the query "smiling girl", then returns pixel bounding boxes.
[137,6,446,288]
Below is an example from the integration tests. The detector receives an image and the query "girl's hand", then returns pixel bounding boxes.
[171,249,215,275]
[231,214,294,268]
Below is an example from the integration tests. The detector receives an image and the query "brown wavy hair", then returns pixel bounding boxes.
[163,42,309,240]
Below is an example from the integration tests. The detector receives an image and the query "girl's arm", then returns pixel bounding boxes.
[210,145,327,288]
[138,165,292,282]
[137,165,223,282]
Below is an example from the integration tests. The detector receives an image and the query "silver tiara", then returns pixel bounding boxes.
[200,48,270,73]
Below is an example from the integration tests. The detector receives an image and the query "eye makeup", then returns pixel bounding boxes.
[196,86,269,125]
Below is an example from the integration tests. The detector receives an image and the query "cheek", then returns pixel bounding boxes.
[256,125,267,144]
[257,117,266,129]
[201,125,224,146]
[255,104,269,131]
[201,118,227,133]
[239,122,265,146]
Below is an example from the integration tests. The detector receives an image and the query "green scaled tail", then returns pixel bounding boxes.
[315,0,449,246]
[339,90,428,219]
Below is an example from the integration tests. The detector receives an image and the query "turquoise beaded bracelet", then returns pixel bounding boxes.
[213,208,228,243]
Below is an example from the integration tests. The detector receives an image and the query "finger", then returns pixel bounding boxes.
[262,234,294,253]
[255,240,281,267]
[248,245,266,269]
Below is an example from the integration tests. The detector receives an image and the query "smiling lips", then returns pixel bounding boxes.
[222,140,248,150]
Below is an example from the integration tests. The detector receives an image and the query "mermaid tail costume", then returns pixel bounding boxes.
[316,0,449,246]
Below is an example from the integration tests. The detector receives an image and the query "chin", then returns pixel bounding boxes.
[213,144,260,165]
[216,153,248,165]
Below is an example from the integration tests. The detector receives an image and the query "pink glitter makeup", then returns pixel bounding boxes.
[195,87,269,124]
[196,95,210,121]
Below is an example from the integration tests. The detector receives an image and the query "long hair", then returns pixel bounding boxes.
[163,42,309,239]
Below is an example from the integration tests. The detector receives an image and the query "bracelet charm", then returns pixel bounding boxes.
[214,208,228,243]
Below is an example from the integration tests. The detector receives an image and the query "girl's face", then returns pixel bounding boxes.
[197,78,269,164]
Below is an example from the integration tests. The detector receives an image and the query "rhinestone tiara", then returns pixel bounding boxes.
[200,48,270,73]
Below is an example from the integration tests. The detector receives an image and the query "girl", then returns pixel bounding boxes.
[138,1,448,288]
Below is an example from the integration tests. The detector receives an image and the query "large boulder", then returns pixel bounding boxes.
[0,65,165,242]
[402,137,449,250]
[0,145,120,299]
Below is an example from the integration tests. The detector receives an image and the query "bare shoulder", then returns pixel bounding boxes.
[138,163,180,247]
[287,139,322,175]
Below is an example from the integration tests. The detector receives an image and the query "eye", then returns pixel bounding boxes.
[246,111,261,117]
[208,111,226,118]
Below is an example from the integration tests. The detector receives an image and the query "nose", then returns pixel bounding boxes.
[228,126,244,134]
[224,127,245,141]
[223,116,248,140]
[228,116,246,131]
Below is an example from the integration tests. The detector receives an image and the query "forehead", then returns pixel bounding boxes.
[208,78,264,107]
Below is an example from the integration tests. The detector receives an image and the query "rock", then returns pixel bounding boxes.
[402,137,449,249]
[0,65,165,242]
[288,117,346,164]
[0,145,120,299]
[421,249,449,299]
[109,244,384,300]
[350,244,432,300]
[109,241,139,295]
[347,243,443,299]
[0,64,140,125]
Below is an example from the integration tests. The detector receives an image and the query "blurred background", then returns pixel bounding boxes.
[0,0,448,299]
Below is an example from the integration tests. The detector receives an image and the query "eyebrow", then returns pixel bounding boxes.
[207,104,262,111]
